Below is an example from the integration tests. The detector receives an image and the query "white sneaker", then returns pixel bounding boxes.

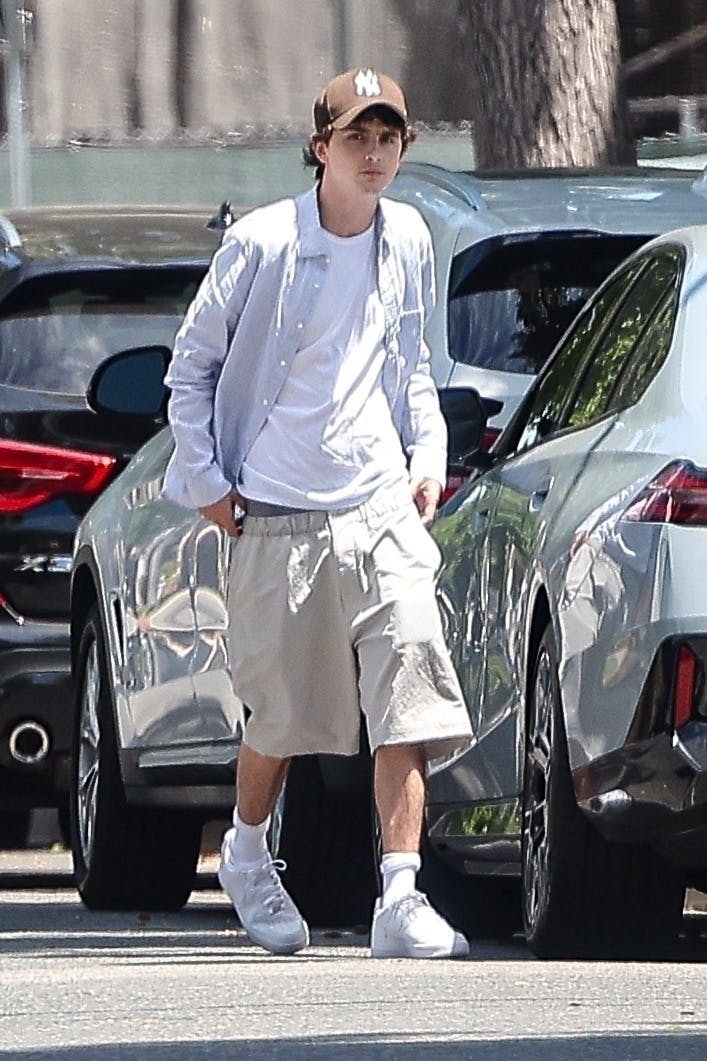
[370,890,470,958]
[218,844,309,956]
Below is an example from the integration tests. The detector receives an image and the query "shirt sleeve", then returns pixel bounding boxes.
[164,230,256,509]
[401,227,448,489]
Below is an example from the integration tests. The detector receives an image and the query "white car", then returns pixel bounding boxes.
[390,164,707,444]
[428,224,707,957]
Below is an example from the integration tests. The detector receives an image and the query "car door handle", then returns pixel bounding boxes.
[529,478,552,513]
[474,507,490,530]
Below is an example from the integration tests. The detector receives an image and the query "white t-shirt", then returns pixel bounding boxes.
[239,224,408,509]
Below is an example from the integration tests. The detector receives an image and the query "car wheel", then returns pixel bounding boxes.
[279,752,377,928]
[522,625,685,959]
[70,605,202,911]
[0,807,32,850]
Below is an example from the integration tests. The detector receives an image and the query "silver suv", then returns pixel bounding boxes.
[390,164,707,446]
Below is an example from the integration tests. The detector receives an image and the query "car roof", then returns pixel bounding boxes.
[392,163,707,246]
[0,204,226,267]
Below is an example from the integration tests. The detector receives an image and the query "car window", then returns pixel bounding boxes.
[447,234,647,377]
[0,267,203,395]
[607,266,681,411]
[565,251,680,430]
[504,262,642,456]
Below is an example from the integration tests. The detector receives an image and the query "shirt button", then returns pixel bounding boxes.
[262,398,269,406]
[296,322,304,330]
[280,360,287,367]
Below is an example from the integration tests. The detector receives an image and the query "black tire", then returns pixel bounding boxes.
[70,606,202,911]
[522,625,685,959]
[279,752,377,928]
[418,836,522,940]
[0,807,32,850]
[57,801,71,848]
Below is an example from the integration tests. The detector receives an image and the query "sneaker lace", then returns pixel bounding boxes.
[392,890,430,920]
[257,859,288,916]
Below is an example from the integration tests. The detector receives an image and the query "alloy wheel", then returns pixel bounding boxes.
[522,644,554,933]
[77,639,101,868]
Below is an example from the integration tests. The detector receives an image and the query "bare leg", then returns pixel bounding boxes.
[374,742,426,853]
[236,742,290,825]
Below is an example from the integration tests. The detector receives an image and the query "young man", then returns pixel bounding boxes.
[163,68,473,958]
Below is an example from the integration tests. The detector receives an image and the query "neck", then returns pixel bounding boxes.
[316,183,378,237]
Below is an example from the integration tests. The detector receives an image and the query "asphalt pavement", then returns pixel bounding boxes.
[1,846,706,1059]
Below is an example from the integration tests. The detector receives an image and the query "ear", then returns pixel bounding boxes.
[313,138,328,166]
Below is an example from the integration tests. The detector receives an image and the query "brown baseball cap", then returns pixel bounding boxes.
[313,68,408,133]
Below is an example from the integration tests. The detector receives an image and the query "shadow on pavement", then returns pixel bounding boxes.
[3,1032,707,1060]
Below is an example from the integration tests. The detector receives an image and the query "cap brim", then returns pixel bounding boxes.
[330,100,407,129]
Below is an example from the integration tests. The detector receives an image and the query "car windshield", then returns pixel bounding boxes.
[448,234,647,376]
[0,267,204,395]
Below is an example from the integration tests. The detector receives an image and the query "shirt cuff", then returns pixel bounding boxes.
[408,449,447,491]
[186,466,233,510]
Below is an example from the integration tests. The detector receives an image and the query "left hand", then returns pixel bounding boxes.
[411,477,442,526]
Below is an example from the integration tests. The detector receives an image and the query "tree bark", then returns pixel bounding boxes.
[462,0,635,168]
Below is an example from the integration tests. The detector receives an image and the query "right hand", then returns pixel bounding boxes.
[199,489,246,537]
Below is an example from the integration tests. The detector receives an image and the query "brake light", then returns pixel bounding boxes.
[481,426,501,452]
[623,462,707,525]
[0,439,117,513]
[441,471,467,505]
[673,644,697,729]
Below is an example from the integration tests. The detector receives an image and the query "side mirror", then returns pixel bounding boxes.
[437,386,501,465]
[87,345,171,420]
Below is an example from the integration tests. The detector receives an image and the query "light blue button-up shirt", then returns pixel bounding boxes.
[163,186,447,510]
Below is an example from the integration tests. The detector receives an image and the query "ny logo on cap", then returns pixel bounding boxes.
[354,68,382,98]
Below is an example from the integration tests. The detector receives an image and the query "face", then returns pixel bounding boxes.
[315,114,404,199]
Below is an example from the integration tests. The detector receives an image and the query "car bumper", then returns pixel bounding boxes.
[575,721,707,867]
[0,617,72,804]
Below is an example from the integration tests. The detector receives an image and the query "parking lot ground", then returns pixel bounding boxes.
[1,849,706,1059]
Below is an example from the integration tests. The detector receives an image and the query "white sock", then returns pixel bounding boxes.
[380,852,421,906]
[224,807,270,867]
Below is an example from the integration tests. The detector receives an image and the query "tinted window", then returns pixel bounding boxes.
[448,234,646,376]
[566,252,680,429]
[0,268,203,395]
[609,287,678,410]
[509,263,641,455]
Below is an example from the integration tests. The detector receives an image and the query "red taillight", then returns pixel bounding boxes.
[624,462,707,526]
[673,644,698,729]
[481,426,501,452]
[0,439,117,513]
[441,471,467,505]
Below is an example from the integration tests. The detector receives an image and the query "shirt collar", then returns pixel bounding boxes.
[296,186,391,259]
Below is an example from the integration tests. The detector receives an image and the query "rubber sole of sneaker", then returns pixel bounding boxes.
[247,924,310,956]
[370,931,470,959]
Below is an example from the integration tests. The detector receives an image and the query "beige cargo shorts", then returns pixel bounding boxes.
[227,485,472,772]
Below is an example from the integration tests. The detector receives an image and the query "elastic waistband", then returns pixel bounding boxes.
[245,499,311,517]
[241,484,414,538]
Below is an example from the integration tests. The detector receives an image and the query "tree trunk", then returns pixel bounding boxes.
[462,0,636,168]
